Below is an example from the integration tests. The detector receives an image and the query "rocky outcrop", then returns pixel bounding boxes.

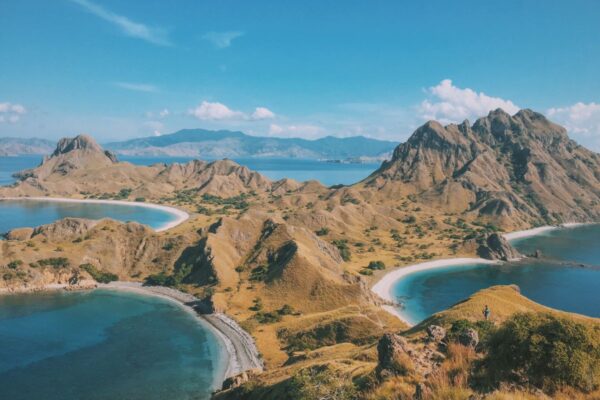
[376,333,413,378]
[426,325,446,342]
[365,109,600,228]
[458,328,479,348]
[477,233,521,261]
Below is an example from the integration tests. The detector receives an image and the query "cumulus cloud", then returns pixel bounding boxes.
[114,82,158,92]
[419,79,519,123]
[70,0,171,46]
[0,102,26,123]
[547,102,600,148]
[143,120,164,136]
[189,101,245,120]
[202,31,244,48]
[189,101,275,121]
[250,107,275,120]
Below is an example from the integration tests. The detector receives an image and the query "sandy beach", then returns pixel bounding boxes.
[372,258,498,325]
[0,196,189,232]
[503,222,589,241]
[100,282,263,383]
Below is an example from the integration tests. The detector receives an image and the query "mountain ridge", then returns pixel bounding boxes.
[104,128,397,160]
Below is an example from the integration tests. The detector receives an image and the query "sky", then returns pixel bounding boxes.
[1,0,600,149]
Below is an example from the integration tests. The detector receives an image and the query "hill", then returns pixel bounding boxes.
[105,129,397,160]
[363,108,600,228]
[0,137,55,155]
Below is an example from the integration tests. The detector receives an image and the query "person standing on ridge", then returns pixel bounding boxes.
[483,305,491,320]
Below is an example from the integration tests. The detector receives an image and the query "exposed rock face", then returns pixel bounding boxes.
[365,109,600,228]
[52,134,118,162]
[426,325,446,342]
[477,233,521,261]
[458,328,479,348]
[376,333,412,378]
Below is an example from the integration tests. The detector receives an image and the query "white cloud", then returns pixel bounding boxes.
[189,101,245,121]
[188,101,274,121]
[250,107,275,120]
[202,31,244,48]
[0,101,26,123]
[70,0,170,46]
[144,120,164,136]
[419,79,519,123]
[547,102,600,149]
[114,82,158,92]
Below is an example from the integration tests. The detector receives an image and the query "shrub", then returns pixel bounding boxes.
[367,260,386,270]
[7,260,23,269]
[482,312,600,393]
[255,311,282,324]
[448,319,496,346]
[37,257,70,268]
[278,304,295,315]
[315,227,330,236]
[80,263,118,283]
[288,365,357,400]
[332,239,351,261]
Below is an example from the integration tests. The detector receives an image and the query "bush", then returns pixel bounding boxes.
[448,319,496,346]
[332,239,351,261]
[80,263,118,283]
[7,260,23,269]
[367,260,386,270]
[288,365,357,400]
[255,311,282,324]
[315,227,330,236]
[482,312,600,393]
[37,257,70,269]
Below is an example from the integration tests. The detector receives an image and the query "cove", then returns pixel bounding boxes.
[0,289,226,400]
[0,198,185,233]
[389,224,600,325]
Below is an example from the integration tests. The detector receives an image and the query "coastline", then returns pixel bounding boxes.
[99,282,263,383]
[372,258,499,326]
[372,222,594,326]
[0,196,189,232]
[0,281,263,391]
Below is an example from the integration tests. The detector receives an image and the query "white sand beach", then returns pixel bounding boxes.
[0,196,189,232]
[503,222,589,241]
[100,282,263,384]
[372,258,499,325]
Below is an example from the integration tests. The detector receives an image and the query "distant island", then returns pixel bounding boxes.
[0,137,55,156]
[103,129,397,160]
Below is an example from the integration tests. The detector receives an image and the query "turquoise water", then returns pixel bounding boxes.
[391,225,600,324]
[0,155,379,187]
[0,199,177,233]
[0,290,225,400]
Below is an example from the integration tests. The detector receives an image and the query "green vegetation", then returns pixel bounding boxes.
[144,263,193,288]
[80,263,118,283]
[332,239,351,261]
[447,319,496,346]
[114,188,132,200]
[255,311,282,324]
[482,312,600,393]
[249,265,269,281]
[367,260,385,270]
[37,257,70,269]
[315,227,330,236]
[288,366,357,400]
[7,260,23,269]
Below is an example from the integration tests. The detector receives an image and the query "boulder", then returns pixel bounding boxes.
[376,333,413,378]
[477,233,521,261]
[458,328,479,348]
[426,325,446,342]
[5,227,34,241]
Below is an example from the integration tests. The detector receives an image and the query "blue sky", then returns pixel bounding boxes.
[1,0,600,149]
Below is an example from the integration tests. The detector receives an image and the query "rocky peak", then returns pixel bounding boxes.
[51,134,118,163]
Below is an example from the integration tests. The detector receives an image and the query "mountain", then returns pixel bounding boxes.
[0,137,55,156]
[3,134,300,198]
[105,129,397,160]
[363,108,600,227]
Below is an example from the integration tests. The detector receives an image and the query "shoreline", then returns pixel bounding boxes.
[372,258,499,326]
[0,196,189,232]
[0,281,263,391]
[372,221,595,326]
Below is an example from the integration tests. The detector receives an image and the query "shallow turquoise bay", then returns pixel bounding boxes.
[391,225,600,325]
[0,290,226,400]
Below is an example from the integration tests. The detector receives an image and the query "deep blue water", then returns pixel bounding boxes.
[0,155,379,187]
[391,225,600,324]
[0,290,225,400]
[0,199,177,233]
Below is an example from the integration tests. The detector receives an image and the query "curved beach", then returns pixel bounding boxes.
[0,196,189,232]
[101,282,263,384]
[372,223,592,325]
